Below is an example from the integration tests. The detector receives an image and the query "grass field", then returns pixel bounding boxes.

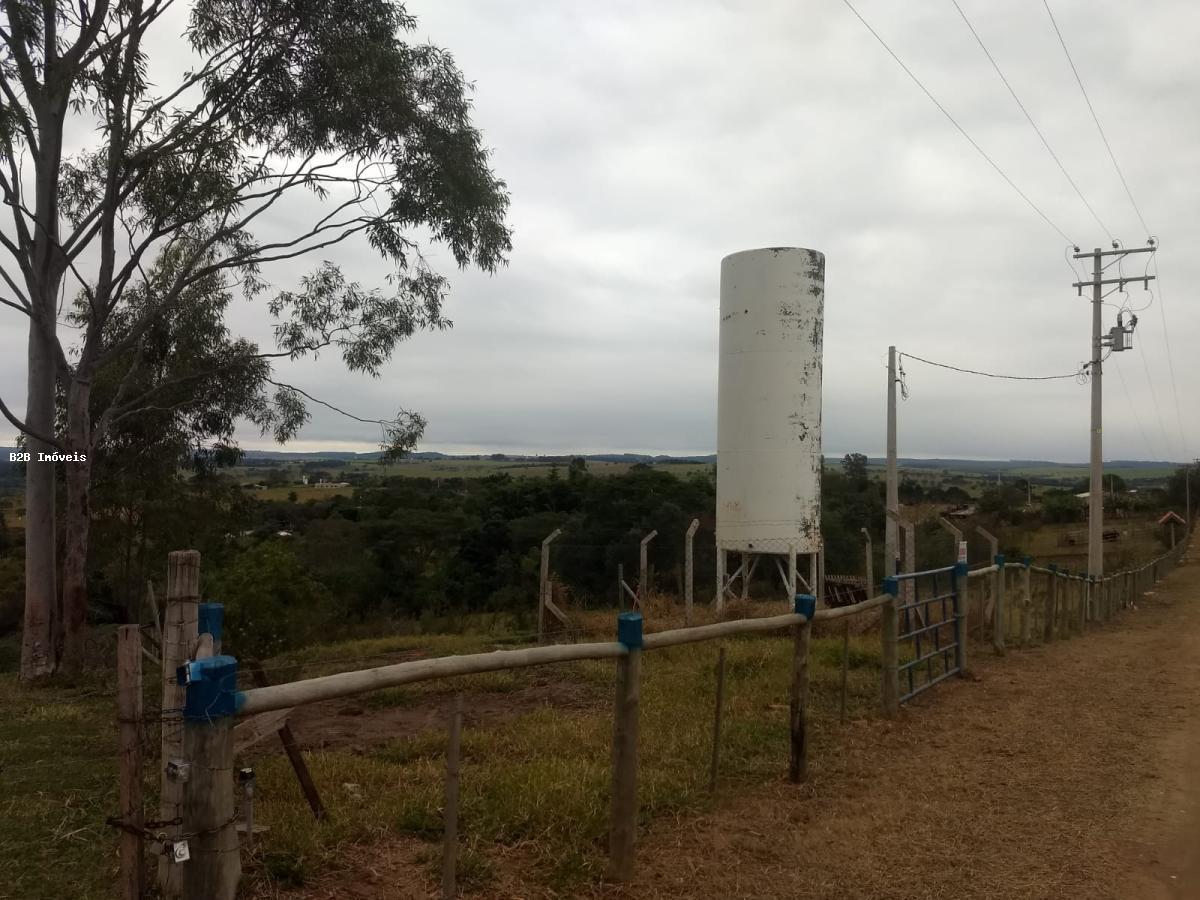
[0,610,884,900]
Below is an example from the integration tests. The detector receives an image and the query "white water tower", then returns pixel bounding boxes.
[715,247,825,605]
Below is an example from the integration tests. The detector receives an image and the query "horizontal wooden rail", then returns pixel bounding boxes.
[813,593,890,620]
[967,565,998,578]
[642,612,806,650]
[240,591,904,716]
[240,641,628,716]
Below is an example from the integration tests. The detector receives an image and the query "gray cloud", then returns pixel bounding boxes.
[2,0,1197,463]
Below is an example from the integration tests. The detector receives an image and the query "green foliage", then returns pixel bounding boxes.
[212,541,335,659]
[1041,489,1083,524]
[0,556,24,633]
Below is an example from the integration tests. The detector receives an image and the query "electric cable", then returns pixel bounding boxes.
[1148,248,1189,458]
[1112,355,1156,462]
[950,0,1112,240]
[898,351,1086,382]
[841,0,1075,244]
[1042,0,1150,235]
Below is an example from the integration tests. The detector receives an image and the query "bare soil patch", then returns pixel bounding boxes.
[267,670,602,756]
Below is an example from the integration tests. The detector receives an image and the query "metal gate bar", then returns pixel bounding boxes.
[888,565,962,703]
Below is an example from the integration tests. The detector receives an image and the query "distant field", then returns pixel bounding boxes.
[234,458,713,484]
[250,485,355,501]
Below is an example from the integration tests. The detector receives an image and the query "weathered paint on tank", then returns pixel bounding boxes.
[716,247,824,553]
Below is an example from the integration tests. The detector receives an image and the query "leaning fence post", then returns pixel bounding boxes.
[117,626,144,900]
[160,550,200,899]
[180,653,242,900]
[608,613,642,882]
[790,593,815,783]
[881,577,899,717]
[244,661,327,821]
[538,529,562,644]
[992,554,1006,655]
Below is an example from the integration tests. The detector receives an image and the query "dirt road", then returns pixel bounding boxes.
[616,543,1200,900]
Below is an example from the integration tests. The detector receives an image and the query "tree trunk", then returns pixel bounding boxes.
[19,323,58,679]
[59,380,93,674]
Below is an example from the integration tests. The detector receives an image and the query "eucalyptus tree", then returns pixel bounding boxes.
[0,0,510,677]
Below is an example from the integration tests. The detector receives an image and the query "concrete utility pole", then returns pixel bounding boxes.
[885,346,899,581]
[1072,242,1156,579]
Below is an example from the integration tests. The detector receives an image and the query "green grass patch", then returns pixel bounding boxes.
[0,676,123,900]
[246,635,885,893]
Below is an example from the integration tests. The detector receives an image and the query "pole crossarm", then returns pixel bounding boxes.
[1072,275,1155,289]
[1072,246,1156,259]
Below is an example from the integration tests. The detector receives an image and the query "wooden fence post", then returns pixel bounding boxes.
[881,577,899,717]
[789,593,815,783]
[685,519,699,625]
[117,626,144,900]
[160,550,200,899]
[538,529,562,644]
[442,695,463,900]
[181,655,241,900]
[709,646,726,791]
[608,613,642,882]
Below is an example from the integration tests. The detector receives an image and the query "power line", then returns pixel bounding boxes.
[1111,355,1155,461]
[1150,253,1189,459]
[840,0,1074,244]
[949,0,1112,240]
[899,351,1087,382]
[1042,0,1150,235]
[1135,336,1174,458]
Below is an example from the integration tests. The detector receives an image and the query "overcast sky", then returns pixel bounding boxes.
[1,0,1197,461]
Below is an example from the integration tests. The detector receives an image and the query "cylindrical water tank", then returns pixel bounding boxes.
[716,247,824,554]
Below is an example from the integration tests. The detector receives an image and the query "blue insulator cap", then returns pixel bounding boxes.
[794,593,816,619]
[883,575,899,598]
[197,602,223,642]
[994,553,1006,567]
[616,612,643,649]
[179,655,240,721]
[1022,556,1032,568]
[953,562,968,578]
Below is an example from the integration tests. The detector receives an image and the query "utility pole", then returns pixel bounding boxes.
[885,346,899,582]
[1072,241,1156,579]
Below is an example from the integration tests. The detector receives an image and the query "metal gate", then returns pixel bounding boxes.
[886,564,965,703]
